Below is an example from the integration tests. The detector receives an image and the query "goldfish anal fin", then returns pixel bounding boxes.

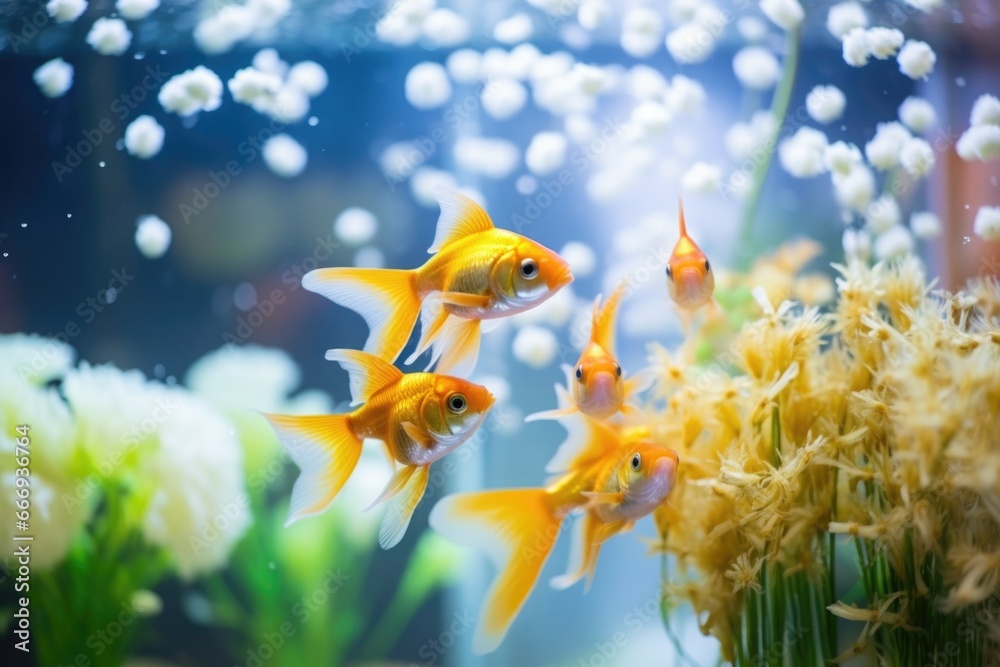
[303,267,421,363]
[405,297,450,366]
[325,349,403,406]
[377,465,430,549]
[550,511,602,591]
[401,420,433,448]
[438,291,491,309]
[261,413,363,527]
[591,282,628,353]
[429,316,481,378]
[428,189,495,254]
[429,489,561,655]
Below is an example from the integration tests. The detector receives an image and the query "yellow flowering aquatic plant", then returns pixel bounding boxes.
[643,255,1000,666]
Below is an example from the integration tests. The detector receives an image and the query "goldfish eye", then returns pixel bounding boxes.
[665,265,673,280]
[631,453,641,471]
[448,394,467,414]
[615,364,622,377]
[519,258,539,280]
[575,366,583,381]
[704,258,711,272]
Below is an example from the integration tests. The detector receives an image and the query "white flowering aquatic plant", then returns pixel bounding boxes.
[0,335,250,666]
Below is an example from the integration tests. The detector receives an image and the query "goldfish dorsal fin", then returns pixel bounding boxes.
[677,197,688,238]
[544,385,619,474]
[591,283,627,353]
[428,189,495,254]
[325,349,403,406]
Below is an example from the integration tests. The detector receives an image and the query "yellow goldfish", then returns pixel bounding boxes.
[263,349,495,549]
[666,199,715,327]
[526,283,652,422]
[429,410,679,654]
[303,191,573,378]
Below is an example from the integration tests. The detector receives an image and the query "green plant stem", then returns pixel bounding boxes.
[736,26,801,269]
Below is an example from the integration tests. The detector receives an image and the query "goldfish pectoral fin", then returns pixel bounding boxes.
[429,489,562,655]
[401,421,433,448]
[524,405,578,423]
[406,298,450,366]
[428,189,495,253]
[325,349,403,406]
[430,316,481,378]
[581,491,624,509]
[303,267,421,363]
[480,319,505,334]
[438,291,491,309]
[377,465,430,549]
[261,413,363,527]
[624,368,657,397]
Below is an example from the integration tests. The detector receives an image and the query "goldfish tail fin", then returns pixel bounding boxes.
[428,315,481,377]
[368,465,430,549]
[591,282,628,352]
[429,489,562,654]
[325,349,403,407]
[303,267,421,363]
[261,413,363,527]
[524,404,578,423]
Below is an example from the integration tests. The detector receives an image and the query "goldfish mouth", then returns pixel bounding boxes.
[551,262,574,289]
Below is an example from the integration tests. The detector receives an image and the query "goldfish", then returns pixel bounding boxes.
[666,199,715,329]
[429,402,679,654]
[303,190,573,378]
[262,349,495,549]
[526,283,652,422]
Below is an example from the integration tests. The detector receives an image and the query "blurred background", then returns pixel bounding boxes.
[1,0,998,665]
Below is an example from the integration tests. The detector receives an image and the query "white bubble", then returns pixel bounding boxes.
[334,207,378,246]
[233,282,257,311]
[681,162,722,195]
[732,47,781,90]
[899,137,935,178]
[405,62,452,110]
[453,137,519,179]
[909,211,941,239]
[865,121,912,170]
[287,61,328,97]
[957,125,1000,162]
[494,13,533,44]
[262,134,307,178]
[116,0,158,20]
[973,206,1000,241]
[897,40,936,80]
[842,27,869,67]
[124,115,165,159]
[559,241,596,278]
[898,96,937,132]
[512,326,559,368]
[134,215,171,259]
[760,0,804,31]
[866,27,904,59]
[525,132,568,175]
[422,8,470,47]
[874,225,915,261]
[33,58,74,98]
[86,18,132,56]
[516,175,538,195]
[481,78,527,120]
[827,1,867,39]
[159,66,224,116]
[970,94,1000,127]
[806,85,846,124]
[446,49,481,84]
[864,195,901,233]
[410,168,457,207]
[737,16,768,42]
[252,48,288,78]
[778,127,828,178]
[46,0,86,24]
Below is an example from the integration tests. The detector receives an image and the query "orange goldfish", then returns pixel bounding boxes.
[263,349,495,549]
[526,283,652,422]
[303,191,573,378]
[666,199,715,325]
[429,410,679,654]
